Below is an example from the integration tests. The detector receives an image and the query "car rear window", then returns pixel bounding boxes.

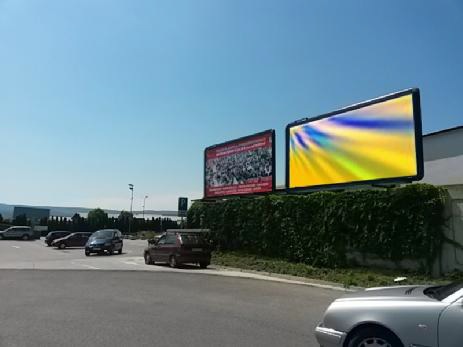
[179,234,205,245]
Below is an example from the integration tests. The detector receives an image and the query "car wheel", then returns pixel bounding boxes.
[144,253,153,265]
[118,249,122,254]
[59,243,66,249]
[199,262,209,269]
[0,234,4,240]
[85,250,90,256]
[347,327,403,347]
[108,247,114,256]
[169,255,178,268]
[22,234,29,240]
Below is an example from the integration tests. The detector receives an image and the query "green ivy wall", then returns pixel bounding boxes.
[187,184,446,271]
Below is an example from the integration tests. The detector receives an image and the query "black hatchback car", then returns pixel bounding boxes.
[144,229,211,268]
[45,231,71,246]
[85,229,123,256]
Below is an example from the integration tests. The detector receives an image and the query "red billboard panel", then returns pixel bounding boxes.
[204,130,275,198]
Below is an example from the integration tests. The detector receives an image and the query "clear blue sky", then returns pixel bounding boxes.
[1,0,462,210]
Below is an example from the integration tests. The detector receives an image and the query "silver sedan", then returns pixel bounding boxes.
[315,282,463,347]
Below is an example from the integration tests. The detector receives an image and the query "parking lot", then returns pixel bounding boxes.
[0,238,342,347]
[0,237,150,270]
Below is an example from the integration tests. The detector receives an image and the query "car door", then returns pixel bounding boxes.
[77,234,88,247]
[163,233,178,260]
[67,234,79,247]
[151,236,166,262]
[9,227,20,238]
[438,296,463,347]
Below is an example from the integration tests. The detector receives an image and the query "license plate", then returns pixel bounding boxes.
[192,248,202,252]
[93,247,101,251]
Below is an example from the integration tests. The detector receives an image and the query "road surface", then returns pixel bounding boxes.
[0,239,343,347]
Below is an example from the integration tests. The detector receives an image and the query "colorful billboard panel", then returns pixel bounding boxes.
[287,89,423,190]
[205,130,275,198]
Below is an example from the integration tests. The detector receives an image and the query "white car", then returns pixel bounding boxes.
[0,226,34,240]
[315,282,463,347]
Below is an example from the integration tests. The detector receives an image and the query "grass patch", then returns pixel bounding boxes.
[211,251,463,288]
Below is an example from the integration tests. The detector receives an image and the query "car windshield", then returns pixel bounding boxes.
[90,230,114,239]
[424,282,463,301]
[179,233,205,245]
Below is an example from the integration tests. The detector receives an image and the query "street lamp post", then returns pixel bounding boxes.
[128,184,134,234]
[142,195,148,220]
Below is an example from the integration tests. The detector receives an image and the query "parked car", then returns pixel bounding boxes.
[45,231,71,246]
[315,282,463,347]
[85,229,123,256]
[52,232,92,249]
[144,229,211,268]
[0,226,34,240]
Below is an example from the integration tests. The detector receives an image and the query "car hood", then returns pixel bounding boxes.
[87,238,110,244]
[336,285,436,303]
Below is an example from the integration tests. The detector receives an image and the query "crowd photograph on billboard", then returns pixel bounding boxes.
[286,88,423,191]
[204,130,275,198]
[203,88,423,199]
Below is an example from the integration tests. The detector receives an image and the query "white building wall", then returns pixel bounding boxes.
[420,126,463,273]
[421,126,463,186]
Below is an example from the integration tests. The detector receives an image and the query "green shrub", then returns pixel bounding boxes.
[188,184,445,272]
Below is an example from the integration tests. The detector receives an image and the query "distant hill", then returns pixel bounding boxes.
[0,203,178,219]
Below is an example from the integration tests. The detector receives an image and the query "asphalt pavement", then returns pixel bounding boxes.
[0,239,343,347]
[0,237,148,270]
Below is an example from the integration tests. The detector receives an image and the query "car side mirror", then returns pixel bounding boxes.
[148,238,157,245]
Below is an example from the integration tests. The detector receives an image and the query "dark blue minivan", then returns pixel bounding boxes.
[85,229,123,256]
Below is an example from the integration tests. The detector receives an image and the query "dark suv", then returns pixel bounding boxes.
[45,231,71,246]
[144,229,211,268]
[85,229,123,256]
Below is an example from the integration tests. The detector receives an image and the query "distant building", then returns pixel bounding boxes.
[13,206,50,225]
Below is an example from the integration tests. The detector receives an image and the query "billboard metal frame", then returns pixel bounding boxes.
[285,88,424,193]
[204,129,276,199]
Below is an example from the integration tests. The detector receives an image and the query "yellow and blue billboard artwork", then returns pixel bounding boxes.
[289,94,418,189]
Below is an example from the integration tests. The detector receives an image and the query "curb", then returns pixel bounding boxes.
[211,265,363,292]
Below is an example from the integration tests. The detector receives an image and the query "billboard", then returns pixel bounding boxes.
[204,130,275,198]
[286,89,423,191]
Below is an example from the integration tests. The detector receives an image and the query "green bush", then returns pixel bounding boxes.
[188,184,446,271]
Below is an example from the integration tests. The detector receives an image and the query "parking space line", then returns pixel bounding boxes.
[11,246,20,249]
[121,261,139,266]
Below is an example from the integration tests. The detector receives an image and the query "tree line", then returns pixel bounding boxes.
[2,208,178,234]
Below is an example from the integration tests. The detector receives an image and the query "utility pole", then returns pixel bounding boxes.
[142,195,148,220]
[128,184,134,234]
